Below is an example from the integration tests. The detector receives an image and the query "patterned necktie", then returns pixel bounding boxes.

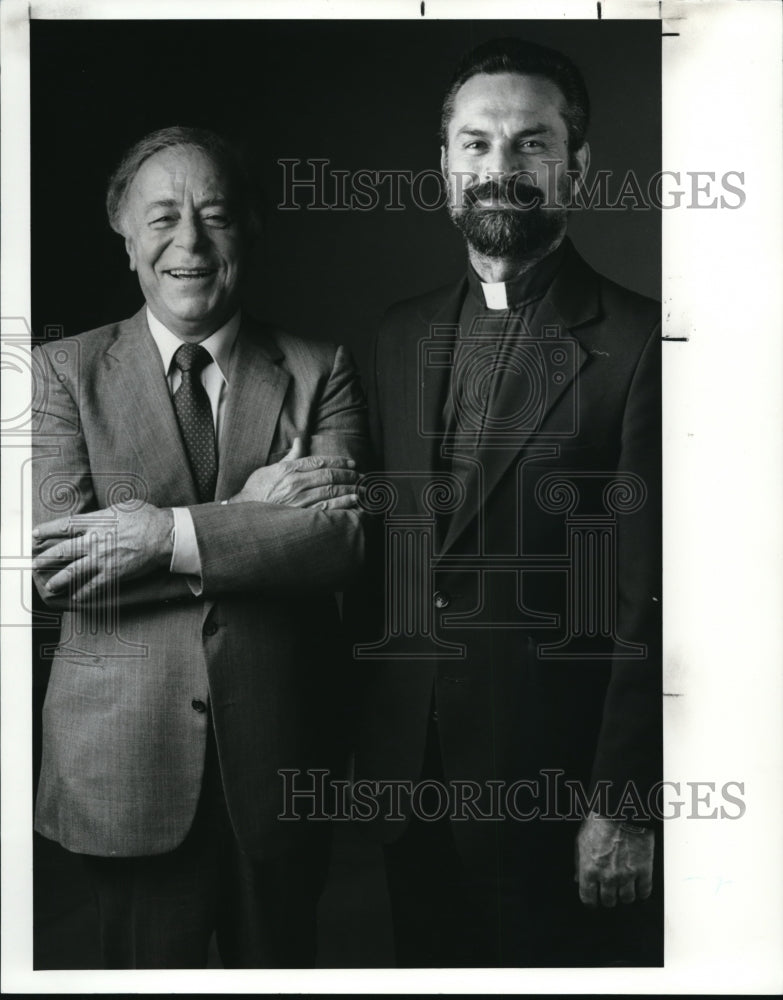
[172,343,218,502]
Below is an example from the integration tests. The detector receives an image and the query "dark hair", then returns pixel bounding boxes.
[105,125,260,240]
[440,37,590,152]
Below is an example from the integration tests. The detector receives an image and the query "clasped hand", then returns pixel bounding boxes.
[33,501,174,601]
[229,437,359,509]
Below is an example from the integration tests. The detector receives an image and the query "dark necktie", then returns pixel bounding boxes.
[172,343,218,502]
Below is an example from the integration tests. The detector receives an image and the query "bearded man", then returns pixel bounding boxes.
[351,37,662,967]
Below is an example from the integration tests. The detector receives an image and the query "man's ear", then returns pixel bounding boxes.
[124,234,137,273]
[440,145,448,182]
[570,142,591,193]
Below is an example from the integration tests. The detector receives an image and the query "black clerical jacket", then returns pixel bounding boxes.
[350,239,662,862]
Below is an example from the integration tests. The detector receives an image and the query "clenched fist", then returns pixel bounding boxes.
[575,812,654,907]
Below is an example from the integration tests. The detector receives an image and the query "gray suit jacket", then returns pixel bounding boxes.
[33,308,368,858]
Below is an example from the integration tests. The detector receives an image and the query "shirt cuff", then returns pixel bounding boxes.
[170,507,203,596]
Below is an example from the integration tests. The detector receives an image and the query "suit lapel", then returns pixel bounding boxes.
[214,318,289,502]
[406,279,466,492]
[105,310,290,507]
[105,308,200,506]
[439,241,600,555]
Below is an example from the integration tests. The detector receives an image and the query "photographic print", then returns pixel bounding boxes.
[1,0,781,994]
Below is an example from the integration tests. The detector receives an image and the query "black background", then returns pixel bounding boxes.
[30,17,660,969]
[32,18,660,377]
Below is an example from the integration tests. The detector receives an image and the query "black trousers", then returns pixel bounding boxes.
[383,719,663,968]
[80,721,329,969]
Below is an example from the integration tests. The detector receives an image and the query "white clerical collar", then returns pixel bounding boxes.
[146,307,241,383]
[468,241,567,311]
[480,281,509,310]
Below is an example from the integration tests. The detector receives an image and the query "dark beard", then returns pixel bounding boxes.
[450,204,566,259]
[448,174,568,260]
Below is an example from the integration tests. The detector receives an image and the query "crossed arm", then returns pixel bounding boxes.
[33,440,363,604]
[31,344,368,608]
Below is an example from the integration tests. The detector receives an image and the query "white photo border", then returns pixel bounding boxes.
[2,0,782,993]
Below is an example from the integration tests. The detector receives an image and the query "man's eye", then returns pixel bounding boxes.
[203,214,231,227]
[149,215,175,226]
[464,141,487,151]
[520,140,543,149]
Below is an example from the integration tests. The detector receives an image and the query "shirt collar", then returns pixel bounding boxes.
[467,240,566,311]
[146,307,241,383]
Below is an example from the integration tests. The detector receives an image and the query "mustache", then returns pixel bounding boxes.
[462,175,545,210]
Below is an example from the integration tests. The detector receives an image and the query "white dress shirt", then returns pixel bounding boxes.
[146,307,240,585]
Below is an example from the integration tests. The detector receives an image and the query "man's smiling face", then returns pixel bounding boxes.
[442,72,587,261]
[121,144,244,340]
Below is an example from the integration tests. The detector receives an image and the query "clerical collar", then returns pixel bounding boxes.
[467,241,566,311]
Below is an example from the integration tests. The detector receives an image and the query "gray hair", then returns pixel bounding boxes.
[105,125,260,240]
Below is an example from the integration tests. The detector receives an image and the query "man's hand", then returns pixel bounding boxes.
[33,502,174,601]
[575,812,654,907]
[230,437,359,510]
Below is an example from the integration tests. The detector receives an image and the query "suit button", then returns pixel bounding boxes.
[191,698,207,713]
[203,622,218,637]
[433,590,450,609]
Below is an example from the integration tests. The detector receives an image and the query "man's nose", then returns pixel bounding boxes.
[174,212,206,253]
[481,144,521,183]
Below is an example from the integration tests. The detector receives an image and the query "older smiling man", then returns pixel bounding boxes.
[32,126,368,968]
